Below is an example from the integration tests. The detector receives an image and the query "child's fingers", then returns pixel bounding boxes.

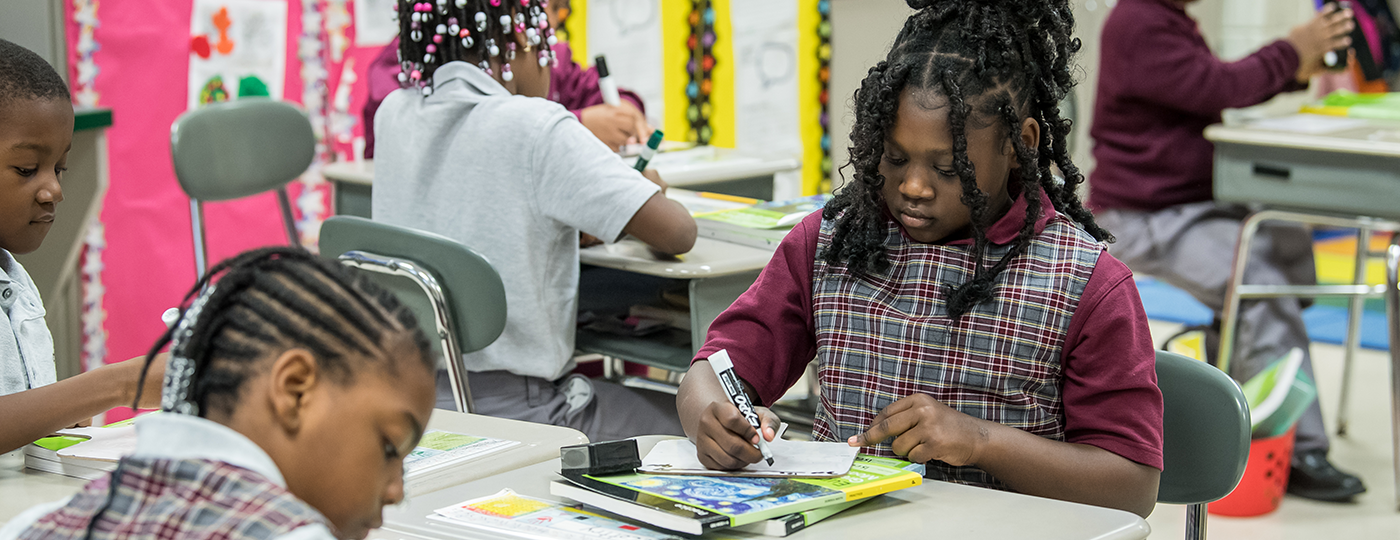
[757,407,782,442]
[849,408,917,447]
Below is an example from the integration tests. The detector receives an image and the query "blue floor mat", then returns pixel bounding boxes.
[1135,277,1389,350]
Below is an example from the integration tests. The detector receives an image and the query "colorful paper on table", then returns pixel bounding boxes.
[639,437,858,478]
[404,430,520,478]
[430,488,683,540]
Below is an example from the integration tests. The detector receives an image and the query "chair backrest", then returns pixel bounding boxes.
[318,216,507,357]
[170,98,315,202]
[1156,350,1252,505]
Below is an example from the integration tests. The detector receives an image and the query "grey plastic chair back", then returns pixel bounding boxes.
[1156,350,1251,540]
[319,216,507,412]
[169,98,313,277]
[170,98,315,201]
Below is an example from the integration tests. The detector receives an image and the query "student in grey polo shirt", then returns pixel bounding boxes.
[0,39,167,454]
[373,0,696,441]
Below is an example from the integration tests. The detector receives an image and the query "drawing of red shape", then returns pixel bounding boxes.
[190,35,211,59]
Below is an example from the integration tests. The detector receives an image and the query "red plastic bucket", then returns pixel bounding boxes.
[1208,427,1296,517]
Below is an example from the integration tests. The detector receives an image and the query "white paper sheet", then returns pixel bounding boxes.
[730,0,802,158]
[640,437,859,478]
[1248,114,1369,134]
[353,0,398,47]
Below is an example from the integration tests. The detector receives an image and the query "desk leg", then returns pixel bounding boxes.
[1219,213,1270,375]
[1386,232,1400,512]
[688,270,762,357]
[1338,226,1372,436]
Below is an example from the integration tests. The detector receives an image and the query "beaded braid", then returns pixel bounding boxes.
[821,0,1109,319]
[396,0,558,95]
[134,247,433,417]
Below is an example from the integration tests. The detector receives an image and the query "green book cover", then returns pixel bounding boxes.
[570,454,922,529]
[697,195,832,230]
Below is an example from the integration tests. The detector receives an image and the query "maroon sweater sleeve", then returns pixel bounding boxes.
[693,211,819,406]
[1059,252,1165,470]
[1112,0,1302,117]
[362,39,403,159]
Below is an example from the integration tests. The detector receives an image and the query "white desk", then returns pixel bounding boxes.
[1206,116,1400,510]
[0,411,586,525]
[576,235,776,376]
[371,436,1150,540]
[321,147,802,219]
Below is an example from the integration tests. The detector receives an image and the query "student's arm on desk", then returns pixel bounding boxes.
[622,169,696,255]
[0,354,166,454]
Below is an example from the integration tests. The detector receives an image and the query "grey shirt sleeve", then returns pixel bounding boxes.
[529,110,660,242]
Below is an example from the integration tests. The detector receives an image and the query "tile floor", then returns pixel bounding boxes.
[1144,320,1400,539]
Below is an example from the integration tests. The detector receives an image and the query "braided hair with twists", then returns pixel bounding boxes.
[821,0,1111,319]
[396,0,558,94]
[134,247,433,417]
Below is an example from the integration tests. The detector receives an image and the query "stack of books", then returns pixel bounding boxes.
[403,430,521,497]
[24,420,137,480]
[669,193,832,250]
[550,454,923,536]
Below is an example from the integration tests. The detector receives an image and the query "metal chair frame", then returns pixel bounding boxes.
[337,250,474,413]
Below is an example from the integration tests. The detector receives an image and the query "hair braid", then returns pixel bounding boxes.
[134,247,433,417]
[828,0,1110,318]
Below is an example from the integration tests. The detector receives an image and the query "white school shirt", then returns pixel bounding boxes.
[0,414,337,540]
[0,249,55,396]
[373,61,659,381]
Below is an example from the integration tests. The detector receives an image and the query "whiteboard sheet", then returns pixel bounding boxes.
[640,437,859,478]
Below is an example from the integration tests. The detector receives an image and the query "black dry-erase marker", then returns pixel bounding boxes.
[708,349,774,465]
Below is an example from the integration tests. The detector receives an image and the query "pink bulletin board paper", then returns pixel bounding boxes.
[70,0,318,421]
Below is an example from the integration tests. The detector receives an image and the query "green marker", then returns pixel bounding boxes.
[633,130,665,171]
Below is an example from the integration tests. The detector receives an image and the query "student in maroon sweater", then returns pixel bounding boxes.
[1089,0,1363,502]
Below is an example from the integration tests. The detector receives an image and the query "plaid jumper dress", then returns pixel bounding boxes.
[18,457,329,540]
[811,215,1102,489]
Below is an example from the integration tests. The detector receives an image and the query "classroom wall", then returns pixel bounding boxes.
[0,0,68,81]
[826,0,910,191]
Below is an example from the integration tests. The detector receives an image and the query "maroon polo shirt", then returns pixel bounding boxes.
[695,192,1165,470]
[1089,0,1305,212]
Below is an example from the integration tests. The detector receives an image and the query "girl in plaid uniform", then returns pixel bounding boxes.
[2,248,436,540]
[678,0,1164,518]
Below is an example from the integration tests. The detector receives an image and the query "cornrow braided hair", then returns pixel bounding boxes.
[821,0,1112,319]
[134,247,433,417]
[397,0,557,95]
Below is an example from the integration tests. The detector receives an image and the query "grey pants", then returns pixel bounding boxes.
[1098,202,1329,455]
[436,369,685,442]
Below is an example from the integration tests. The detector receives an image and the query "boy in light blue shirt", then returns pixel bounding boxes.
[0,39,165,454]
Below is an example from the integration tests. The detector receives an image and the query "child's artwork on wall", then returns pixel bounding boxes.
[187,0,287,109]
[353,0,399,47]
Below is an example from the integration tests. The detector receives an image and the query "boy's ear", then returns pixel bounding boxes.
[268,348,320,434]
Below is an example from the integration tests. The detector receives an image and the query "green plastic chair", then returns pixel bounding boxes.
[1156,350,1251,540]
[170,98,315,277]
[319,216,507,413]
